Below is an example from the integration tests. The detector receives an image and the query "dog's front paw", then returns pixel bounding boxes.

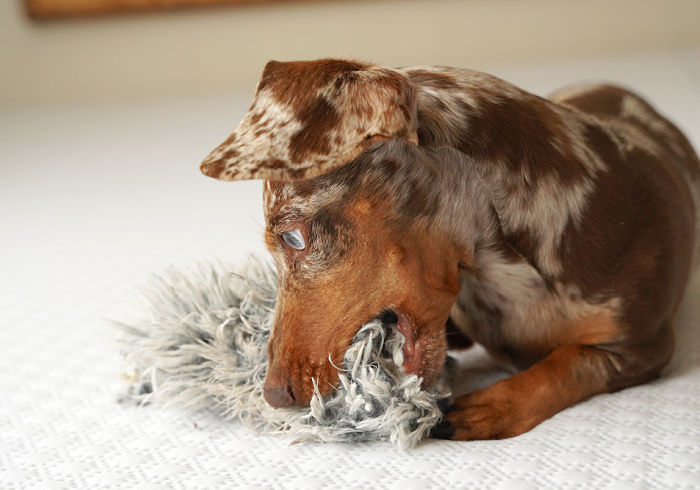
[431,388,527,441]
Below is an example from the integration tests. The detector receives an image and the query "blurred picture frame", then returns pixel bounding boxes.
[25,0,313,19]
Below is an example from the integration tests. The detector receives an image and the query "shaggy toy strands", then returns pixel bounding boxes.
[117,258,452,448]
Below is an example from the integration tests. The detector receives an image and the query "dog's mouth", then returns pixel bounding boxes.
[379,309,425,378]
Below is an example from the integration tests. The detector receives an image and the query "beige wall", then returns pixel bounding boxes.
[2,0,700,107]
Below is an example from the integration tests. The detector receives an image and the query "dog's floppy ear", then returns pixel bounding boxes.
[200,59,419,182]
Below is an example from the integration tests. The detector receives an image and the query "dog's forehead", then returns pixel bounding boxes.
[263,179,350,222]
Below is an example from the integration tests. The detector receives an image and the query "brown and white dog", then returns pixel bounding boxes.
[200,59,700,440]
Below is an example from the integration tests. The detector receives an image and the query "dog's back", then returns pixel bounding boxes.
[550,83,700,269]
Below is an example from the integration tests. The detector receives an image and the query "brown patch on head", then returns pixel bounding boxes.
[258,59,368,111]
[200,58,419,183]
[289,96,340,163]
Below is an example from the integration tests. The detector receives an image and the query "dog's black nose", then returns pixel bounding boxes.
[263,385,296,408]
[378,309,399,325]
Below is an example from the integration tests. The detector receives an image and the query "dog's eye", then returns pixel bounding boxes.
[281,229,306,250]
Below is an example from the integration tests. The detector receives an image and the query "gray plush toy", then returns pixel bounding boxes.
[117,257,452,449]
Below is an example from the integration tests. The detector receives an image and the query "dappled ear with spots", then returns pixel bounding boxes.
[200,59,419,182]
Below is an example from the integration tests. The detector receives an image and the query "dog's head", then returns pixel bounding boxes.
[201,60,463,407]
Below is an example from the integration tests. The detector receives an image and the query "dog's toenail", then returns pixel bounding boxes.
[437,398,451,414]
[431,420,455,439]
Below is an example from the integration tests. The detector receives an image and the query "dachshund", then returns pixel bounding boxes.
[200,59,699,440]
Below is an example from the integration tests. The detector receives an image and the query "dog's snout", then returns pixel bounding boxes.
[263,365,296,408]
[263,384,296,408]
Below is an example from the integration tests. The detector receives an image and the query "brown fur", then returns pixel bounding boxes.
[201,59,699,440]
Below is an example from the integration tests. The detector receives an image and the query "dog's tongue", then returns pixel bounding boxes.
[395,311,424,376]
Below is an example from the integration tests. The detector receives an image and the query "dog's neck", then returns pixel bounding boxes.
[351,141,502,267]
[402,67,604,185]
[408,148,506,268]
[405,68,569,163]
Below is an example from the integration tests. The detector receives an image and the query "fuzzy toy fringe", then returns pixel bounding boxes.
[116,257,451,449]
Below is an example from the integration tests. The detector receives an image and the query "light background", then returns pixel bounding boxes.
[2,0,700,107]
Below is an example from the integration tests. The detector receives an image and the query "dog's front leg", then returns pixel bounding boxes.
[433,344,627,440]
